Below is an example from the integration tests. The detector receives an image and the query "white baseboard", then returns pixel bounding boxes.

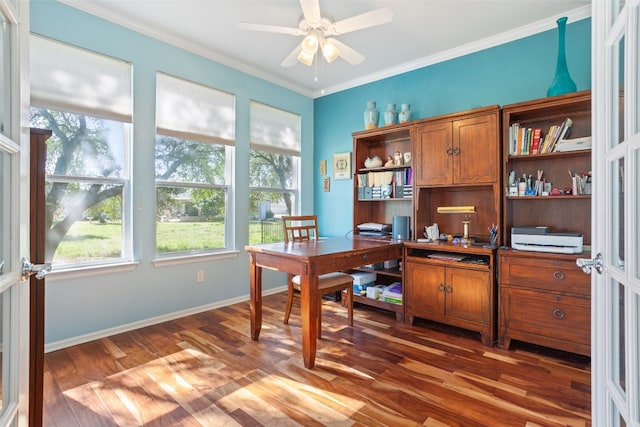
[44,285,287,353]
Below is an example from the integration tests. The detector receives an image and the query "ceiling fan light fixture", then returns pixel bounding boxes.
[297,49,315,66]
[300,33,319,54]
[320,39,340,63]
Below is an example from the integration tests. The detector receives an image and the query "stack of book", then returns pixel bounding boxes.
[381,282,402,305]
[509,117,573,155]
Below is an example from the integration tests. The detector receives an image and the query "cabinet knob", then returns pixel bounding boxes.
[553,270,565,281]
[452,147,460,155]
[446,147,453,155]
[438,284,445,292]
[445,285,453,293]
[552,308,565,319]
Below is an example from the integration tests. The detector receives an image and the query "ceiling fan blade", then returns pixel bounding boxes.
[299,0,321,23]
[325,38,364,65]
[238,22,302,36]
[281,45,302,67]
[333,8,393,35]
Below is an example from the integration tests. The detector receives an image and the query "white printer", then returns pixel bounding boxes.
[511,226,583,254]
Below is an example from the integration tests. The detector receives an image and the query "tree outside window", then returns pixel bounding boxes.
[154,73,235,255]
[155,136,230,253]
[249,101,301,244]
[30,108,129,266]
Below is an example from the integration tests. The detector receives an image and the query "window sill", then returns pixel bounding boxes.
[152,250,240,267]
[46,261,140,282]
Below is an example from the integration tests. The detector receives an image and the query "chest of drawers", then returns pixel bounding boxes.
[498,249,591,356]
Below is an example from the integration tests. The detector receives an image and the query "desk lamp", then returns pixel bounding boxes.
[436,205,476,239]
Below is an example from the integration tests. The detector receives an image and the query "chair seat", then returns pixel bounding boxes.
[292,272,353,289]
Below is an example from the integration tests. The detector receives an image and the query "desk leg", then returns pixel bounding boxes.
[300,274,318,369]
[249,253,262,340]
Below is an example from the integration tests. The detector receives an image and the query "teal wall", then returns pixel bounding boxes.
[31,0,314,346]
[314,18,591,237]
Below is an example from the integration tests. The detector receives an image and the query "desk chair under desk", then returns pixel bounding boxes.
[281,215,354,339]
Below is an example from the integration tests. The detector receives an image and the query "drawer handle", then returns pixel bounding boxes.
[553,270,565,281]
[553,308,565,319]
[363,254,368,261]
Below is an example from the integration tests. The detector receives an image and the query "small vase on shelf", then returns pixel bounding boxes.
[398,104,411,123]
[364,101,380,130]
[547,16,577,97]
[384,103,397,126]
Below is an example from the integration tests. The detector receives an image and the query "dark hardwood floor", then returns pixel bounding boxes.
[43,292,591,426]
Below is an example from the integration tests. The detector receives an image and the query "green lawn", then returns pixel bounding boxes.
[53,220,282,264]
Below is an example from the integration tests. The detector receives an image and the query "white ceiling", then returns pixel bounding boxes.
[58,0,591,98]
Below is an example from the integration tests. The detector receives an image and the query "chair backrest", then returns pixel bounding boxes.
[282,215,319,243]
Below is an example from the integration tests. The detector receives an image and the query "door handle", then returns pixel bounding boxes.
[21,257,51,281]
[576,252,603,275]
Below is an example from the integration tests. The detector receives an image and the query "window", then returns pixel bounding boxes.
[29,35,132,268]
[249,101,301,244]
[155,73,235,255]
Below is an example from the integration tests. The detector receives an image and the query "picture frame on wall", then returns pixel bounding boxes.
[332,152,351,180]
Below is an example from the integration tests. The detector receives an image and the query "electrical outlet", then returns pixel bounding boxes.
[196,270,205,283]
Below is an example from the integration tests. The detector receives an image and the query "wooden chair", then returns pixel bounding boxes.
[281,215,353,339]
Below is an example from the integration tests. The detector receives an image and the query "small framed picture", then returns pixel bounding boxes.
[323,176,331,192]
[332,152,351,180]
[319,159,327,176]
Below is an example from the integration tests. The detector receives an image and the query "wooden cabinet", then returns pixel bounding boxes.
[413,106,502,246]
[498,250,590,356]
[403,242,497,346]
[499,90,592,356]
[414,106,500,187]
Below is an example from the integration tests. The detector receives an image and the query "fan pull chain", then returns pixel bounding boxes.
[314,52,318,82]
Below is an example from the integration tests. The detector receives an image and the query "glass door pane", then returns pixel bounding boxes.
[611,157,625,271]
[0,150,6,275]
[0,13,9,138]
[611,280,626,394]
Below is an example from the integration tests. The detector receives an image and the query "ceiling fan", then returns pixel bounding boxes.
[238,0,393,67]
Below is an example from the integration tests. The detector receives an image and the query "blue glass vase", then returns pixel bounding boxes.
[547,17,577,97]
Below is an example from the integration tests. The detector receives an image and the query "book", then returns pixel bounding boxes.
[540,125,556,153]
[522,127,531,155]
[530,128,542,154]
[553,135,592,152]
[509,122,519,155]
[548,117,573,153]
[517,126,526,155]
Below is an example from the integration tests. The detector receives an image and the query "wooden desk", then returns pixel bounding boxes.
[246,237,402,369]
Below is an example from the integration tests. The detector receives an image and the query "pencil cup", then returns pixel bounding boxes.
[490,233,498,246]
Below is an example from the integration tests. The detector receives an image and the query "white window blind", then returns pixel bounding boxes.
[156,73,235,145]
[250,101,301,156]
[30,35,132,123]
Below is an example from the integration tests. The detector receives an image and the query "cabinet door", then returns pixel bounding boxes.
[444,267,490,324]
[452,113,498,185]
[414,121,452,186]
[405,261,445,315]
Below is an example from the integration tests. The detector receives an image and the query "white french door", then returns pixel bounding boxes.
[592,0,640,425]
[0,1,30,426]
